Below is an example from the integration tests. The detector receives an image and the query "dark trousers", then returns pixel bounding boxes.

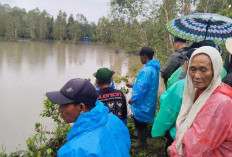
[134,117,147,130]
[165,132,174,157]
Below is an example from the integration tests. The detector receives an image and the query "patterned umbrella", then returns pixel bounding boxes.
[165,13,232,45]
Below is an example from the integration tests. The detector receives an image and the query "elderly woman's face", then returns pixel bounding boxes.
[189,54,213,90]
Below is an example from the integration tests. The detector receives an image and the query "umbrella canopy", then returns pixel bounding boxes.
[165,13,232,45]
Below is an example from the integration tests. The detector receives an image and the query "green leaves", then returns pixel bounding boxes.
[0,152,7,157]
[46,148,53,156]
[40,99,62,124]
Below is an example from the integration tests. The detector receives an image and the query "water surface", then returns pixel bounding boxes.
[0,41,140,153]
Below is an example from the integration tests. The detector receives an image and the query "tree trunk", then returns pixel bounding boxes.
[30,23,36,40]
[30,28,34,40]
[184,0,191,15]
[181,0,184,15]
[40,22,43,41]
[163,0,174,52]
[73,33,77,44]
[204,0,210,13]
[11,27,14,40]
[60,31,63,42]
[227,5,231,17]
[14,25,18,40]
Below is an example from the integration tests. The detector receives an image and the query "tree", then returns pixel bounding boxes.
[23,8,40,40]
[195,0,232,13]
[76,14,88,40]
[5,7,26,40]
[54,10,67,41]
[69,21,80,43]
[67,14,74,26]
[39,10,50,41]
[97,17,115,43]
[47,17,54,40]
[88,22,98,41]
[96,0,207,54]
[67,14,74,40]
[76,13,88,25]
[0,4,10,37]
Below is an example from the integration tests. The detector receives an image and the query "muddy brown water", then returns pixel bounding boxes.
[0,41,165,153]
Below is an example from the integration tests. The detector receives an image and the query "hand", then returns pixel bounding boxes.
[126,83,132,88]
[182,61,189,72]
[167,146,171,156]
[128,99,133,104]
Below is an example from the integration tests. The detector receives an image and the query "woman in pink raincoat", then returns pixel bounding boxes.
[168,46,232,157]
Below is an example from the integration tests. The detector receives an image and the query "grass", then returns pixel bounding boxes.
[127,118,167,157]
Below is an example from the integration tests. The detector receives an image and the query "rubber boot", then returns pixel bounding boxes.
[131,129,147,148]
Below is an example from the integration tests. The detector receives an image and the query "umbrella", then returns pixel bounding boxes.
[165,13,232,45]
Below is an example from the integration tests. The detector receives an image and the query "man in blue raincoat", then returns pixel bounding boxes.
[46,78,130,157]
[126,47,160,147]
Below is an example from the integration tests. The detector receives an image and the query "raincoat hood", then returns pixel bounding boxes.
[58,100,131,157]
[67,100,108,141]
[146,59,160,70]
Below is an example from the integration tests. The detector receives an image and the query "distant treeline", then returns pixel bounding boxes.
[1,0,232,54]
[0,3,97,43]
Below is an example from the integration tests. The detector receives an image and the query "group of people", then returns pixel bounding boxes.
[46,37,232,157]
[154,37,232,157]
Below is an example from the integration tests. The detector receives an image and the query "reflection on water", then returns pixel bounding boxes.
[0,41,140,153]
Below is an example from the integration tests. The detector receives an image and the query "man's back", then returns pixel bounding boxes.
[58,101,130,157]
[130,59,160,122]
[98,87,127,121]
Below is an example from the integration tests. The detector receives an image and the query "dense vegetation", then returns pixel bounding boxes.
[97,0,232,54]
[1,0,232,54]
[0,4,97,42]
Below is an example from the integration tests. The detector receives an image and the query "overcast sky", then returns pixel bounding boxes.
[0,0,111,23]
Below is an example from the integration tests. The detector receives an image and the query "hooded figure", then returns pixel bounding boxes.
[169,46,232,156]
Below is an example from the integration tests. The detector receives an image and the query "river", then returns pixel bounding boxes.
[0,41,165,153]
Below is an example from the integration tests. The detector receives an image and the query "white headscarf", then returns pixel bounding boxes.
[175,46,222,155]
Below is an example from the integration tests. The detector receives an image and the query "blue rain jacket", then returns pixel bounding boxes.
[58,100,131,157]
[151,78,186,140]
[130,59,160,123]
